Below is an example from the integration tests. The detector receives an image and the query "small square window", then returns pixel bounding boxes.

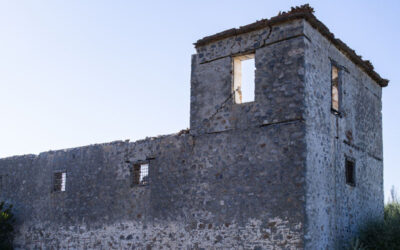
[54,172,66,192]
[345,159,355,186]
[331,64,340,113]
[233,54,255,104]
[132,163,149,186]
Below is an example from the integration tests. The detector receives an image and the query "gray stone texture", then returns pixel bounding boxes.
[303,20,383,249]
[0,16,385,250]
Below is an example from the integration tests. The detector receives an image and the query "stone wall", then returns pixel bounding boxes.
[190,19,307,135]
[303,20,384,249]
[0,15,385,249]
[1,122,306,249]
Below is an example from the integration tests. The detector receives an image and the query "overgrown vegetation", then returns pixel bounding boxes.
[350,186,400,250]
[0,201,14,250]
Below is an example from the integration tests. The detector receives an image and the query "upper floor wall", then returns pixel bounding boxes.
[303,20,383,160]
[190,6,387,138]
[190,20,308,135]
[302,19,384,249]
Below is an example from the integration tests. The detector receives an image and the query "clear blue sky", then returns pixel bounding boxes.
[0,1,398,201]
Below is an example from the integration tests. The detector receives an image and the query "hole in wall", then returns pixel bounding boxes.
[331,65,339,112]
[345,158,355,186]
[233,54,255,103]
[54,172,66,192]
[132,163,149,186]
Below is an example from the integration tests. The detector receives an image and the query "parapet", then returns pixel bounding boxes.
[194,4,388,87]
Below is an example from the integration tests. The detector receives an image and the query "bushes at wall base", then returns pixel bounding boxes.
[352,203,400,250]
[0,202,14,250]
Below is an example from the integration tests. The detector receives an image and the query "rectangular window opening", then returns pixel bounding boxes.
[132,163,149,186]
[331,65,339,113]
[233,54,255,104]
[345,158,355,186]
[54,172,66,192]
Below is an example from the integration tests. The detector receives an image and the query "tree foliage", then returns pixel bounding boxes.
[0,202,14,250]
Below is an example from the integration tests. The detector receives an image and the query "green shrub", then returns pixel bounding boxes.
[348,238,366,250]
[0,202,14,250]
[354,202,400,250]
[384,202,400,221]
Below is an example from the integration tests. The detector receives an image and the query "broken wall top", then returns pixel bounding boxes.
[194,4,388,87]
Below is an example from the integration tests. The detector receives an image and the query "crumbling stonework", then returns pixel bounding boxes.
[0,5,387,249]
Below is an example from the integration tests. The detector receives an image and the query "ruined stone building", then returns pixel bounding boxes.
[0,5,389,249]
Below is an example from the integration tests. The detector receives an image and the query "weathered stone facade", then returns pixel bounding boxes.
[0,5,387,249]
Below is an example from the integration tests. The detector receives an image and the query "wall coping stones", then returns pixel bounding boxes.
[194,4,389,87]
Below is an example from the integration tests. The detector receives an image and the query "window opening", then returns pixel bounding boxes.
[54,172,66,192]
[233,54,255,103]
[345,158,355,186]
[132,163,149,186]
[332,65,340,113]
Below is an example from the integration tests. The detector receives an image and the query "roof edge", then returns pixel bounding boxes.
[194,4,389,87]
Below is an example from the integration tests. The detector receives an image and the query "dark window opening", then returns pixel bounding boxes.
[54,172,66,192]
[132,163,149,186]
[331,65,340,113]
[345,159,355,186]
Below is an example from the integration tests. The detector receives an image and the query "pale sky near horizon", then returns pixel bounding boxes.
[0,1,399,201]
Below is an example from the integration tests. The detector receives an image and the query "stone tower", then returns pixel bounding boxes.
[0,5,388,249]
